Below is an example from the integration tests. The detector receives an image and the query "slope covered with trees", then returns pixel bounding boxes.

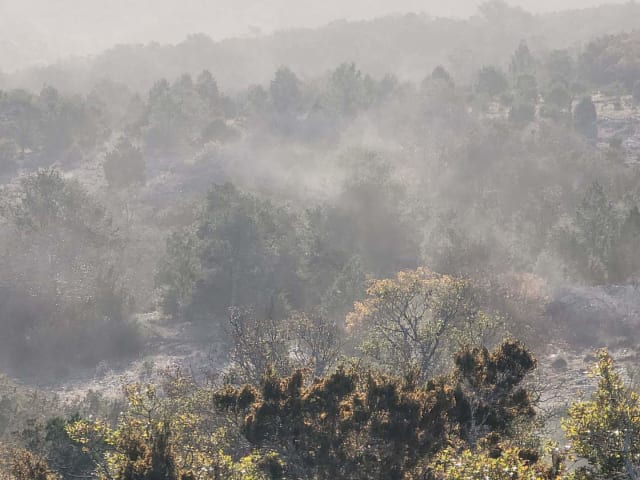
[1,1,640,479]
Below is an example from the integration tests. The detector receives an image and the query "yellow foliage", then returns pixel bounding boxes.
[562,349,640,479]
[428,446,568,480]
[66,379,282,480]
[347,267,498,380]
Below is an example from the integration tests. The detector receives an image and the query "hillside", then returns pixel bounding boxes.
[4,2,640,479]
[3,2,640,94]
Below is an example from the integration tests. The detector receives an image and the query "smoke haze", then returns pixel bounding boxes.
[0,0,629,70]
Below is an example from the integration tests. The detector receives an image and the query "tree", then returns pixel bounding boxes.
[544,49,575,86]
[475,66,509,98]
[546,83,572,110]
[225,308,341,384]
[478,0,532,27]
[103,136,146,188]
[156,183,303,323]
[510,101,536,127]
[331,149,420,276]
[610,206,640,282]
[510,41,536,79]
[38,86,70,156]
[35,85,100,158]
[515,74,538,103]
[0,89,39,160]
[0,168,138,374]
[269,67,300,113]
[347,268,496,381]
[563,350,640,480]
[216,340,540,480]
[452,340,537,446]
[22,341,543,480]
[422,66,462,122]
[431,65,454,88]
[67,383,283,480]
[574,96,598,139]
[428,446,566,480]
[580,31,640,89]
[196,70,220,104]
[288,310,341,377]
[322,63,375,116]
[6,167,117,250]
[246,85,269,114]
[155,231,201,317]
[227,307,292,385]
[555,182,619,284]
[8,449,57,480]
[216,366,454,480]
[143,78,178,153]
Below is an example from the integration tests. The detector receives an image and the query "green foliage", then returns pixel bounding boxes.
[8,168,113,239]
[270,67,300,113]
[510,41,537,79]
[430,65,454,88]
[14,415,95,479]
[0,168,139,373]
[563,350,640,480]
[0,86,105,167]
[321,63,376,116]
[0,375,62,444]
[67,383,282,480]
[580,31,640,89]
[216,339,539,480]
[573,96,598,139]
[196,70,220,103]
[554,182,640,284]
[566,181,615,281]
[142,71,227,153]
[156,182,303,323]
[546,83,572,110]
[155,231,201,316]
[428,445,566,480]
[510,100,536,127]
[515,74,538,103]
[5,21,640,480]
[475,66,509,98]
[157,157,414,329]
[331,150,420,276]
[610,206,640,281]
[103,137,146,188]
[1,339,543,480]
[633,80,640,106]
[544,49,575,87]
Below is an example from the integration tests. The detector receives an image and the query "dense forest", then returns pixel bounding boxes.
[2,1,640,478]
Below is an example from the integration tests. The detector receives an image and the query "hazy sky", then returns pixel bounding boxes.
[0,0,626,70]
